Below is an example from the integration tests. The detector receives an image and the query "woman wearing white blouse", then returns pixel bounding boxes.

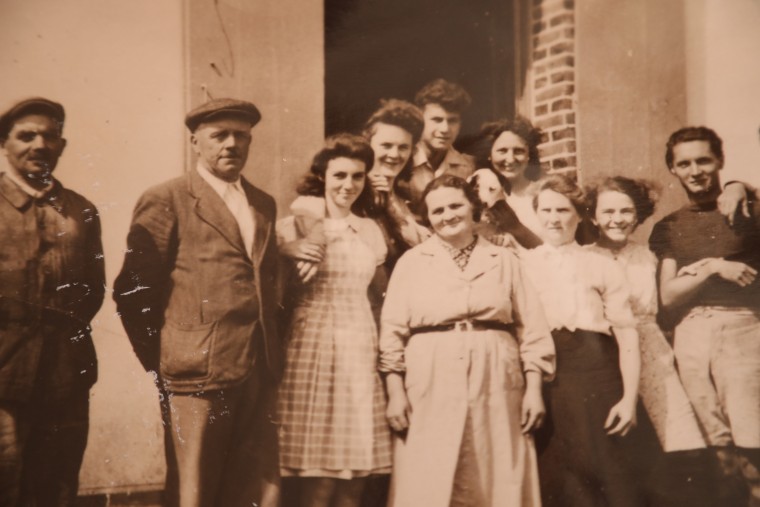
[522,175,643,507]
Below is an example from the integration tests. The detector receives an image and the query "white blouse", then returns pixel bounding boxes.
[522,242,637,334]
[585,242,659,320]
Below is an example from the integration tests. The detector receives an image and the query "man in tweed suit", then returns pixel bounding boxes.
[114,98,282,507]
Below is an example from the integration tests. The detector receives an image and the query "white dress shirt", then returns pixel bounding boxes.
[196,164,255,257]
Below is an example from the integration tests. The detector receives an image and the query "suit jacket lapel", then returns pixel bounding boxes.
[188,170,248,257]
[242,178,272,268]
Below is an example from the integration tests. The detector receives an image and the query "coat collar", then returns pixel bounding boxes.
[0,172,65,213]
[418,234,501,281]
[188,169,246,256]
[0,172,32,209]
[187,169,272,266]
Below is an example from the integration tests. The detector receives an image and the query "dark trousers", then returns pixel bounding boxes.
[160,366,280,507]
[0,389,89,507]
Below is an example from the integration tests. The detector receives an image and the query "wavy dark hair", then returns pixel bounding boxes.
[417,174,483,227]
[414,78,472,114]
[297,133,374,215]
[533,174,589,219]
[362,99,424,146]
[665,126,724,169]
[474,117,543,183]
[586,176,659,230]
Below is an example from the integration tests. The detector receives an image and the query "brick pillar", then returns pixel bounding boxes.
[528,0,578,179]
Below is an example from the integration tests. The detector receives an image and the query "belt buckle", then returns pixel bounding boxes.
[454,320,473,331]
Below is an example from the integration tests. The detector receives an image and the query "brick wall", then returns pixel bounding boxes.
[529,0,578,179]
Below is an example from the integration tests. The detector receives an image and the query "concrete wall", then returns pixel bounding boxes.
[1,0,325,494]
[574,0,690,238]
[0,0,185,493]
[574,0,760,237]
[685,0,760,187]
[185,0,325,214]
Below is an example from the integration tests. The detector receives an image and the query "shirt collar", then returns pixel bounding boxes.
[195,163,242,199]
[2,169,54,200]
[412,143,431,168]
[0,171,63,211]
[412,144,466,170]
[536,241,581,257]
[289,195,364,232]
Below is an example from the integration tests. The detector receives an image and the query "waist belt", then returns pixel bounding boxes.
[410,319,514,335]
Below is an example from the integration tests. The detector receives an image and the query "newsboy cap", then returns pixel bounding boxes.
[0,97,65,140]
[185,98,262,132]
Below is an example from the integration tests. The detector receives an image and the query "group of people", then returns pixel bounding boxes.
[0,77,757,507]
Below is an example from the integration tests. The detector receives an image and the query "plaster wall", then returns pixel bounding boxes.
[574,0,689,229]
[685,0,760,187]
[0,0,185,493]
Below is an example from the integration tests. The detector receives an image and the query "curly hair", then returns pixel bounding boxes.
[414,78,472,114]
[586,176,659,228]
[362,99,424,146]
[533,174,588,219]
[417,174,483,227]
[297,133,374,215]
[665,126,724,169]
[473,117,543,182]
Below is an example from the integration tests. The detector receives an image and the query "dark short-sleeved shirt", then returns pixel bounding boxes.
[649,199,760,309]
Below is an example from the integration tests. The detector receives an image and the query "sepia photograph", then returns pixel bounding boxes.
[1,0,759,505]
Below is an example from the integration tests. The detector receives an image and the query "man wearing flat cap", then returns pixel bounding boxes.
[0,98,105,505]
[114,98,281,507]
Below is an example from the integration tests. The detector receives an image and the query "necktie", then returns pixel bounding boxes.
[223,182,255,258]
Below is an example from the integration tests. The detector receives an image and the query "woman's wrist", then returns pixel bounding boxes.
[524,370,542,392]
[620,391,638,405]
[384,371,406,396]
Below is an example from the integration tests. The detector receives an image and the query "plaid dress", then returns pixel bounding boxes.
[278,217,392,478]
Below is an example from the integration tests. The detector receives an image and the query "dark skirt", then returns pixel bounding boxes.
[536,328,644,507]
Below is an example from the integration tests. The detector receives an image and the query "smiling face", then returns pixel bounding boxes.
[369,122,413,180]
[594,190,637,247]
[421,103,461,154]
[191,117,252,182]
[1,114,66,184]
[425,186,476,244]
[536,189,580,246]
[669,140,722,199]
[490,130,529,182]
[324,156,367,216]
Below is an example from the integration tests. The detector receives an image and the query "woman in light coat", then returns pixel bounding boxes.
[379,174,555,506]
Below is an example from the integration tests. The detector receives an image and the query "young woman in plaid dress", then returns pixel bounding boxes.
[277,134,392,507]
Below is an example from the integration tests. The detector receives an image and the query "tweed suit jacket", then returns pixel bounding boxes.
[113,169,282,392]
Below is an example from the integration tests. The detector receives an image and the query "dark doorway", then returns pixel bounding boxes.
[325,0,517,151]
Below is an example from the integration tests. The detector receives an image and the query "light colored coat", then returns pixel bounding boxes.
[379,236,555,507]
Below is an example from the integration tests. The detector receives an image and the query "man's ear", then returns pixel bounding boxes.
[190,133,200,155]
[60,138,67,155]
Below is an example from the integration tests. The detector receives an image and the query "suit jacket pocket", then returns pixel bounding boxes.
[160,320,216,380]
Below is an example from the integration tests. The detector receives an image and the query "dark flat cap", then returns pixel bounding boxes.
[185,98,261,132]
[0,97,65,139]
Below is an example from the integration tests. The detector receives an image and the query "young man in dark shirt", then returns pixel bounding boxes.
[650,126,760,505]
